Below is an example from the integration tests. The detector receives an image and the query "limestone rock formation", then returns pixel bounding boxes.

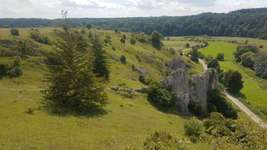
[163,58,218,114]
[163,69,190,113]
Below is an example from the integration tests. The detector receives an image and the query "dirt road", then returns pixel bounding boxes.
[199,59,267,128]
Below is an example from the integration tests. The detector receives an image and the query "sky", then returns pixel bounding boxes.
[0,0,267,18]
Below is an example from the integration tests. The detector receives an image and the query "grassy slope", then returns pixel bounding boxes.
[201,41,267,120]
[0,28,211,150]
[163,38,203,75]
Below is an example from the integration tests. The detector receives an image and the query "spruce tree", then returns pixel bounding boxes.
[43,28,107,113]
[92,36,110,80]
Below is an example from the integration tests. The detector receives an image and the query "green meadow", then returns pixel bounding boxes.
[201,40,267,120]
[0,28,213,150]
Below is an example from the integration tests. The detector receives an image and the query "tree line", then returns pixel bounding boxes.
[1,8,267,39]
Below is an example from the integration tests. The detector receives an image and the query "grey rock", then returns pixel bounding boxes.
[162,59,218,114]
[168,57,186,70]
[163,69,190,113]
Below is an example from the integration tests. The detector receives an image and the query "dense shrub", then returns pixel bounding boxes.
[147,82,173,109]
[234,45,258,62]
[185,43,190,48]
[10,28,19,36]
[30,30,50,44]
[45,52,63,66]
[138,75,151,85]
[207,58,221,72]
[120,55,126,64]
[190,48,200,62]
[135,33,147,43]
[207,89,238,119]
[8,67,23,78]
[0,57,22,78]
[184,117,204,142]
[254,52,267,78]
[188,101,205,117]
[216,53,224,61]
[240,51,255,69]
[130,38,136,45]
[104,35,112,45]
[223,70,243,94]
[16,40,40,58]
[144,131,187,150]
[203,112,235,137]
[0,64,8,78]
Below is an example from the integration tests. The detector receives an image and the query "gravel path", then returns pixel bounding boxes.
[199,58,267,128]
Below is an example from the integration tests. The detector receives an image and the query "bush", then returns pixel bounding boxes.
[185,43,190,48]
[207,89,238,119]
[190,48,202,62]
[216,53,224,61]
[188,101,205,117]
[10,28,19,36]
[139,75,151,85]
[30,30,50,44]
[207,58,220,72]
[136,33,147,43]
[234,45,258,62]
[139,75,146,84]
[8,66,23,78]
[144,131,187,150]
[120,55,127,64]
[104,35,112,45]
[223,70,243,94]
[203,112,234,137]
[147,82,173,109]
[0,64,8,78]
[130,38,136,45]
[254,52,267,78]
[240,51,255,69]
[184,117,204,141]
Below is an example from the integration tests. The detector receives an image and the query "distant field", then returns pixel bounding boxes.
[201,40,267,120]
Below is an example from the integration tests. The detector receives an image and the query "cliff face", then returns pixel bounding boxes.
[164,69,190,113]
[163,58,218,114]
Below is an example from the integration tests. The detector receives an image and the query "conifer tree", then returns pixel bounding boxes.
[92,36,110,80]
[43,28,107,113]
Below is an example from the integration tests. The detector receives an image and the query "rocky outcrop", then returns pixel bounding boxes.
[163,69,190,113]
[163,59,218,114]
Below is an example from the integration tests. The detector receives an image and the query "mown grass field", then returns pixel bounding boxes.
[200,40,267,120]
[0,28,213,150]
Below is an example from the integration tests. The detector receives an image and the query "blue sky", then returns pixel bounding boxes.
[0,0,267,18]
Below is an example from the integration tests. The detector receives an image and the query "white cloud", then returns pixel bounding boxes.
[0,0,266,18]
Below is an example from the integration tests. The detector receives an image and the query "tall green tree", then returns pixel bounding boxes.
[92,36,110,80]
[208,58,221,72]
[223,70,243,94]
[43,28,107,113]
[151,31,162,49]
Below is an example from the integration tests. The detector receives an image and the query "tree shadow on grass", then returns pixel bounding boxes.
[42,105,108,118]
[147,100,192,120]
[226,90,247,100]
